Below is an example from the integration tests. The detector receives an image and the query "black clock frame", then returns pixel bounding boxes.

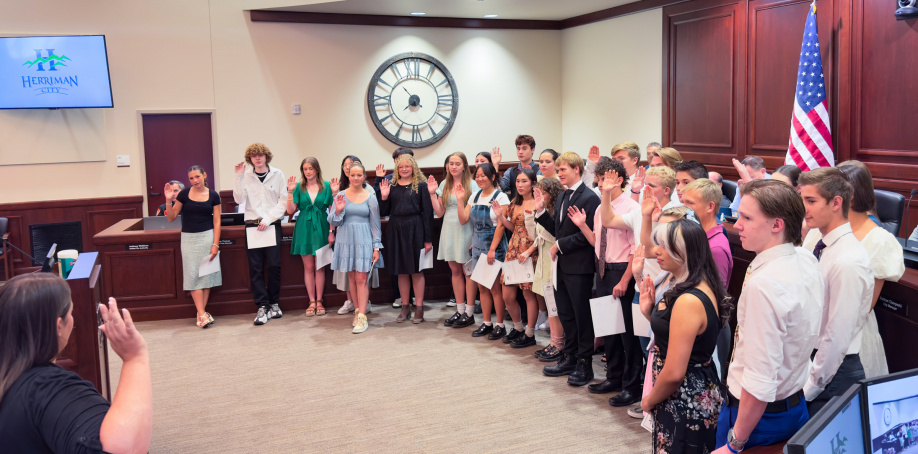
[366,52,459,149]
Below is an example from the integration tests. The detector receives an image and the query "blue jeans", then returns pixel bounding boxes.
[715,394,809,449]
[633,291,650,356]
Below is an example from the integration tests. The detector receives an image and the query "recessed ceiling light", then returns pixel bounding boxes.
[410,12,426,16]
[484,14,498,18]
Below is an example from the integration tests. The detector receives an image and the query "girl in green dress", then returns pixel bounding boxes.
[286,157,335,316]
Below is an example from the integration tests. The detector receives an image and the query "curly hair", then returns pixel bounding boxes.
[395,154,425,194]
[537,177,564,217]
[244,143,273,166]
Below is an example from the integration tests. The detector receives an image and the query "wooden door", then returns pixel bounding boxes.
[142,114,215,216]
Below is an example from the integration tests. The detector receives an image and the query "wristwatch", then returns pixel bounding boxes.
[727,428,747,452]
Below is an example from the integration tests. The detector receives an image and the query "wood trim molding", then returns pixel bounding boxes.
[0,196,143,212]
[249,10,563,30]
[560,0,693,28]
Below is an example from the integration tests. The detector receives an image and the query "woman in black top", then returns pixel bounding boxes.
[165,165,222,328]
[0,273,152,453]
[378,154,433,323]
[638,218,732,454]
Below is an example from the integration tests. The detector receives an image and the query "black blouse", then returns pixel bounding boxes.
[0,364,110,453]
[377,181,433,243]
[650,287,720,365]
[176,188,221,234]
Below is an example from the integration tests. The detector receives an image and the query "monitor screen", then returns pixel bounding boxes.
[0,35,113,109]
[785,383,868,453]
[864,369,918,454]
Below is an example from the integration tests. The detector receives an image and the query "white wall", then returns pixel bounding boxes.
[560,9,663,159]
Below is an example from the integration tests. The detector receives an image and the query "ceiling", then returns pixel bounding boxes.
[248,0,640,21]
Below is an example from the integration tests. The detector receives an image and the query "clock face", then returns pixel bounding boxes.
[367,52,458,148]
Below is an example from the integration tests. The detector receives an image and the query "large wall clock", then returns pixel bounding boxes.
[367,52,458,148]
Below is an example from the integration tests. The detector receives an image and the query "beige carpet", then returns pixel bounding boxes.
[108,301,650,453]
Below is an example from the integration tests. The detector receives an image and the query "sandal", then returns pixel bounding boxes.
[196,314,205,328]
[305,302,317,317]
[315,300,326,316]
[202,312,214,328]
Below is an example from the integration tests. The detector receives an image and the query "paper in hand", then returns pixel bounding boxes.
[198,252,221,277]
[315,244,334,269]
[589,295,626,337]
[542,284,558,317]
[419,248,433,271]
[502,258,534,285]
[471,253,502,288]
[245,225,277,249]
[550,256,558,290]
[463,259,474,277]
[632,303,651,338]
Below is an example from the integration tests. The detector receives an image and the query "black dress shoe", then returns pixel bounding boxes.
[536,345,563,362]
[567,358,594,387]
[471,323,493,338]
[588,379,623,394]
[543,354,577,377]
[502,328,523,344]
[444,311,462,326]
[452,313,475,328]
[487,325,506,341]
[609,389,641,407]
[511,333,536,348]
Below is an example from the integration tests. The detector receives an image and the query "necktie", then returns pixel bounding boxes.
[813,239,827,261]
[560,189,573,221]
[596,226,608,279]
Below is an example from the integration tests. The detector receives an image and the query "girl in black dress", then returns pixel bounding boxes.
[378,154,433,323]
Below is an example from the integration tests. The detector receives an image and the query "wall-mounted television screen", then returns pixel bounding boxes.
[0,35,113,109]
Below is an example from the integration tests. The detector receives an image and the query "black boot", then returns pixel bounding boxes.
[567,358,594,386]
[543,353,577,377]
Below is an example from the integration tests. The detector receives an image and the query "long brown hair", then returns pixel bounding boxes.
[442,152,472,204]
[299,157,324,192]
[0,274,72,403]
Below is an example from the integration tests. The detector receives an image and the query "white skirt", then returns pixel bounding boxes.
[181,231,222,291]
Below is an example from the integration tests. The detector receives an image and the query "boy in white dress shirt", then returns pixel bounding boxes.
[797,167,874,415]
[714,180,824,454]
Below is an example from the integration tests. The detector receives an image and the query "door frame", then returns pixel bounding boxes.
[136,109,219,216]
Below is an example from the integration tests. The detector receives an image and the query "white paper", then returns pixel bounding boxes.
[419,248,433,271]
[463,259,474,277]
[641,413,653,432]
[502,258,534,285]
[632,303,652,338]
[550,256,558,290]
[589,295,626,337]
[542,284,558,317]
[198,252,221,277]
[471,253,502,288]
[315,244,334,269]
[245,224,277,249]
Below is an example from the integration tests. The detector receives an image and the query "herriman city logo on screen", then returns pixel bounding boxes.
[21,48,77,95]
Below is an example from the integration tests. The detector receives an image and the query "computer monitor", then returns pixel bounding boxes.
[785,383,868,453]
[220,212,245,227]
[40,243,57,273]
[863,368,918,454]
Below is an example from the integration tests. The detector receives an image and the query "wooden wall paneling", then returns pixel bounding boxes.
[663,0,746,168]
[86,208,140,240]
[105,249,177,303]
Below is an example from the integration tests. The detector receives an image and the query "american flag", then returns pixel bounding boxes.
[785,2,834,170]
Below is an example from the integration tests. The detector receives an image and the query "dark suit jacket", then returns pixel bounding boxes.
[535,182,600,275]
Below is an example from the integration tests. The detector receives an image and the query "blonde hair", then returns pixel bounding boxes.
[244,143,273,166]
[556,151,585,175]
[442,152,472,204]
[683,178,722,208]
[611,142,641,160]
[654,147,682,168]
[395,154,425,194]
[660,206,690,220]
[646,166,676,192]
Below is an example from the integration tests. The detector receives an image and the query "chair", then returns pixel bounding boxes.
[0,217,10,281]
[722,179,738,203]
[874,189,905,236]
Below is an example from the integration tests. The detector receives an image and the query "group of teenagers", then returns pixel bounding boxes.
[1,136,907,454]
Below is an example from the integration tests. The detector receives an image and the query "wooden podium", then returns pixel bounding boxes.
[56,252,111,400]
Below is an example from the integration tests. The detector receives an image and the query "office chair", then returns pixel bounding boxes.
[874,189,905,236]
[0,217,10,280]
[722,179,738,203]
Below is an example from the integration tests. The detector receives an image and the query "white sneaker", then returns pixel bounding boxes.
[535,311,548,330]
[392,298,402,308]
[366,301,372,314]
[627,405,644,419]
[446,298,456,307]
[338,300,355,314]
[352,313,368,334]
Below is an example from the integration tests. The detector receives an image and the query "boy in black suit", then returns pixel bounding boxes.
[534,152,601,386]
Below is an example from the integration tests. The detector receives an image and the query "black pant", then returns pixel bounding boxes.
[246,224,282,308]
[555,272,595,359]
[595,263,641,392]
[807,353,865,416]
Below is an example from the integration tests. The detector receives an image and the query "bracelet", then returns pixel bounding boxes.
[727,443,740,454]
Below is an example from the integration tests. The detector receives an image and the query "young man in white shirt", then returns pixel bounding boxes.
[233,143,288,325]
[714,180,824,454]
[797,167,874,415]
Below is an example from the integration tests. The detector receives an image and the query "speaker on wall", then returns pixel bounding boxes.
[896,0,918,19]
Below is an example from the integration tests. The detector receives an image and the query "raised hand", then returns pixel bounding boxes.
[533,187,545,212]
[641,186,657,217]
[631,246,645,281]
[234,161,246,174]
[491,146,502,167]
[163,183,175,202]
[329,177,340,193]
[453,182,466,202]
[287,175,297,193]
[380,178,391,200]
[631,166,646,193]
[601,170,621,193]
[567,206,587,228]
[732,158,752,186]
[427,175,438,195]
[98,297,147,363]
[490,199,503,218]
[334,192,346,214]
[639,275,656,310]
[588,145,601,164]
[376,163,386,179]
